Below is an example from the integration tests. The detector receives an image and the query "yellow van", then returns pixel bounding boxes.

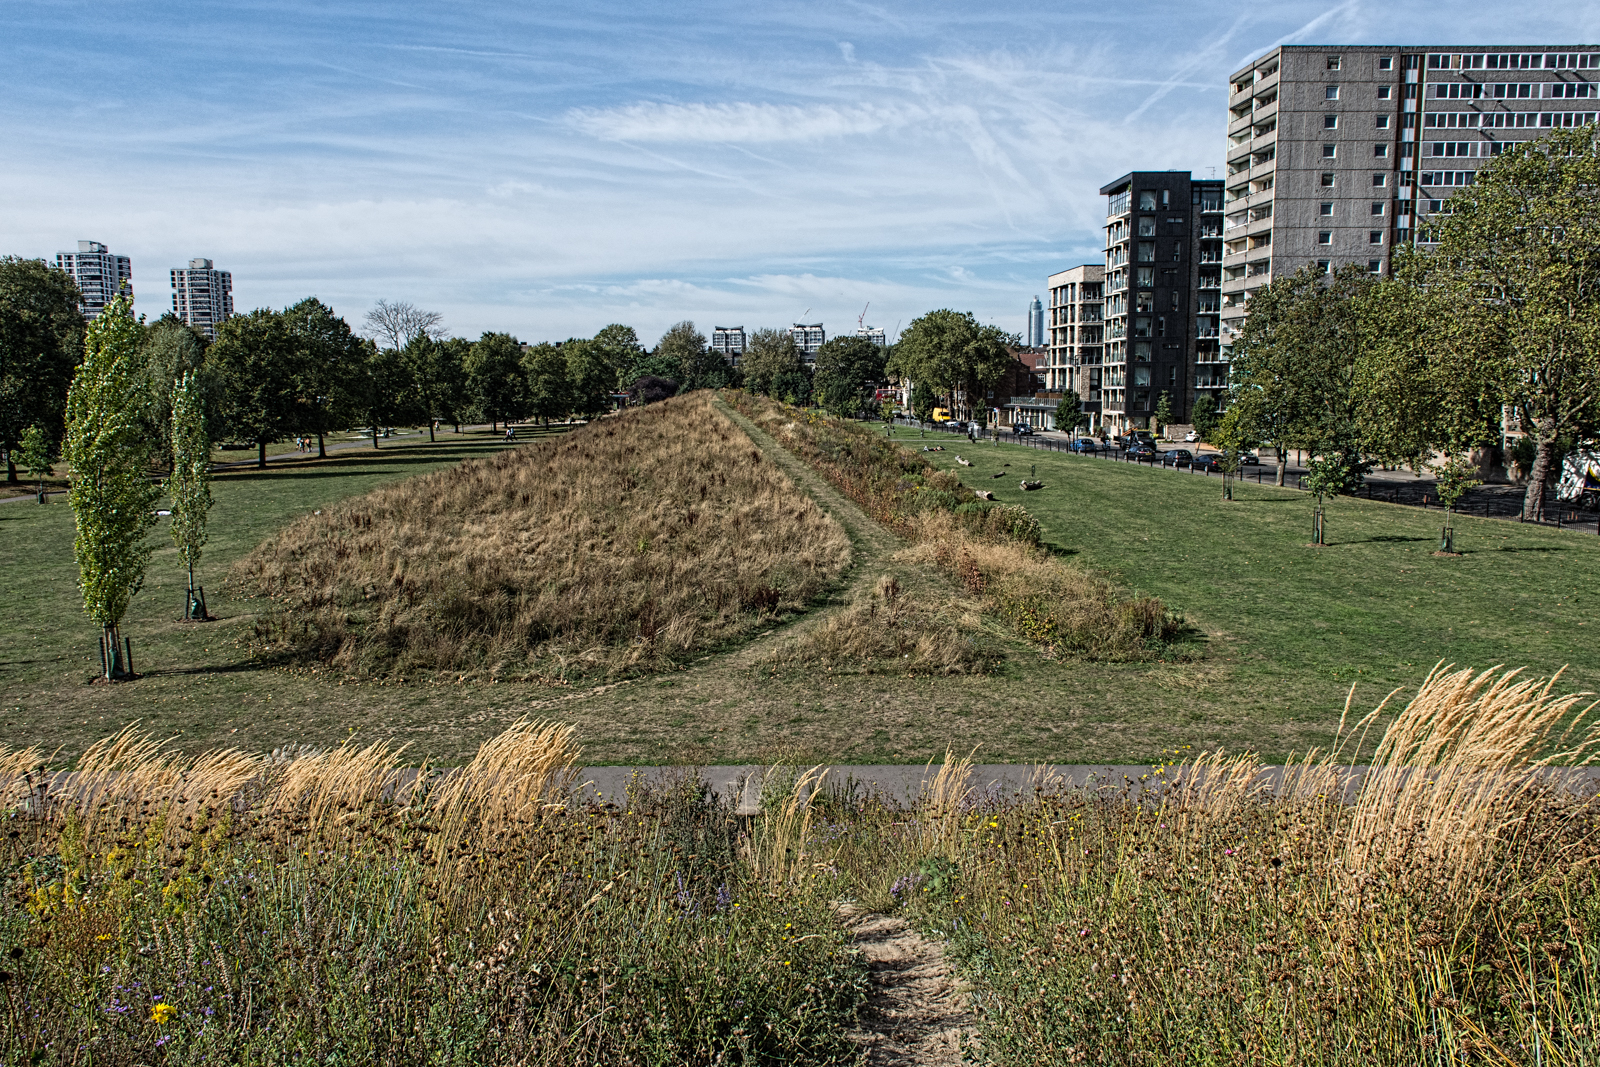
[931,407,951,423]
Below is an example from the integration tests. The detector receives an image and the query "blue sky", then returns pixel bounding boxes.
[3,1,1597,346]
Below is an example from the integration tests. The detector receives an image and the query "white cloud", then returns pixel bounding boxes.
[566,101,920,143]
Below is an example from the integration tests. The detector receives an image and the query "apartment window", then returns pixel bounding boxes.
[1378,56,1394,70]
[1377,85,1393,99]
[1318,231,1333,244]
[1322,144,1338,158]
[1137,267,1154,287]
[1170,291,1181,311]
[1371,201,1385,216]
[1134,341,1152,361]
[1326,55,1342,70]
[1135,291,1153,312]
[1369,231,1384,244]
[1320,202,1334,215]
[1138,216,1156,236]
[1156,316,1166,337]
[1137,241,1155,262]
[1326,85,1340,100]
[1320,172,1336,187]
[1134,317,1151,337]
[1324,114,1339,129]
[1368,259,1383,273]
[1316,258,1333,273]
[1139,191,1158,210]
[1375,115,1390,129]
[1372,173,1387,187]
[1172,245,1182,262]
[1374,144,1389,157]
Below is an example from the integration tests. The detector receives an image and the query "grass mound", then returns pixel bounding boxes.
[234,393,850,679]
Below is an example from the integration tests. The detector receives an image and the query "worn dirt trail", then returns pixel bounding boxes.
[839,904,977,1066]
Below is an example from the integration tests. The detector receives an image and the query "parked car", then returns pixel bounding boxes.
[1191,453,1232,472]
[1069,438,1102,453]
[1160,449,1195,467]
[1184,430,1200,443]
[1012,423,1036,436]
[1126,442,1159,459]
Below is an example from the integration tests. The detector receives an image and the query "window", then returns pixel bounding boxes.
[1374,144,1389,157]
[1133,341,1152,360]
[1318,231,1333,244]
[1133,367,1152,387]
[1320,202,1334,215]
[1375,115,1390,128]
[1369,231,1384,244]
[1135,291,1153,312]
[1137,241,1155,262]
[1324,114,1339,129]
[1320,172,1336,187]
[1322,144,1338,158]
[1170,291,1180,311]
[1372,173,1387,187]
[1173,245,1182,262]
[1138,216,1156,236]
[1136,267,1154,287]
[1368,259,1383,273]
[1156,316,1166,337]
[1377,85,1393,99]
[1378,56,1394,70]
[1327,55,1341,70]
[1326,85,1340,100]
[1138,190,1158,210]
[1316,258,1333,273]
[1134,317,1151,337]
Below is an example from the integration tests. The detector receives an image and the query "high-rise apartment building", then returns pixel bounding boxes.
[1026,296,1044,347]
[1045,265,1104,415]
[1097,172,1224,434]
[55,240,132,319]
[169,258,234,339]
[856,326,886,347]
[710,326,746,363]
[790,322,825,362]
[1220,44,1599,346]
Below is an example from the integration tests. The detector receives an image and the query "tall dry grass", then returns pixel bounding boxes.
[235,393,851,679]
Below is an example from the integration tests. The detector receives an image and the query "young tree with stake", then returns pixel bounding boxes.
[66,294,160,680]
[17,423,52,502]
[169,372,213,619]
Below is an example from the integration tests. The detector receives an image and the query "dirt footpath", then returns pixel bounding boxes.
[840,904,977,1065]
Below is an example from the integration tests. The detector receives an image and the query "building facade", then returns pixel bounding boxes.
[1046,264,1105,427]
[55,240,132,319]
[710,326,746,363]
[169,258,233,339]
[1097,172,1224,434]
[790,322,825,363]
[1220,44,1600,346]
[1026,296,1044,347]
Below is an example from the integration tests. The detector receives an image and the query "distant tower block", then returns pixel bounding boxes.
[55,240,132,319]
[711,326,747,364]
[1027,295,1045,347]
[170,258,234,339]
[790,322,825,363]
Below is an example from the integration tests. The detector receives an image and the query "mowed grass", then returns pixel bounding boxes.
[972,440,1598,710]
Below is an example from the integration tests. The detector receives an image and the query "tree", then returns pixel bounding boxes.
[1190,395,1220,442]
[168,372,213,619]
[889,310,1012,420]
[1407,126,1600,521]
[629,375,679,405]
[741,328,805,397]
[657,321,733,391]
[565,337,618,420]
[363,299,445,352]
[0,257,84,482]
[589,324,649,390]
[65,295,160,680]
[354,341,423,447]
[209,309,301,468]
[522,341,573,426]
[17,423,52,500]
[910,381,936,424]
[435,338,472,430]
[284,298,366,456]
[1055,393,1086,434]
[812,335,885,417]
[133,315,208,471]
[465,332,527,431]
[398,332,458,441]
[1154,391,1174,437]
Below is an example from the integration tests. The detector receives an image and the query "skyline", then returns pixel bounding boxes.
[5,1,1599,346]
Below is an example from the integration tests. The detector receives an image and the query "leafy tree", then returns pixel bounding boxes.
[465,332,527,431]
[168,372,213,619]
[589,324,649,390]
[0,257,84,482]
[1190,395,1219,442]
[65,295,160,680]
[1055,393,1085,434]
[1406,126,1600,521]
[434,337,472,430]
[354,342,423,448]
[363,299,445,351]
[812,335,885,417]
[657,321,733,391]
[522,341,573,426]
[284,298,366,456]
[629,375,679,405]
[209,309,301,468]
[133,315,208,471]
[17,423,52,499]
[1154,391,1174,437]
[910,381,936,424]
[397,331,462,441]
[889,310,1011,420]
[1433,456,1482,516]
[565,337,618,420]
[741,328,805,397]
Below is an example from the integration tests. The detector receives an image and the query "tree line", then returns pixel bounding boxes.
[1216,125,1600,522]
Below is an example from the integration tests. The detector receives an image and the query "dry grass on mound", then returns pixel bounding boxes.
[764,575,999,676]
[234,393,851,679]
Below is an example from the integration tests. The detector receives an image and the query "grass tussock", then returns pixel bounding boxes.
[764,575,1000,676]
[728,390,1185,661]
[234,393,850,680]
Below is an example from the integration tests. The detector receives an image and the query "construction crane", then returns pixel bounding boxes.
[857,302,870,332]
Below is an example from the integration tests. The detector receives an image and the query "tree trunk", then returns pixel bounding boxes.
[1523,425,1557,521]
[257,440,267,469]
[6,448,18,483]
[428,420,436,442]
[372,422,381,449]
[317,431,327,459]
[491,416,497,433]
[1275,444,1287,487]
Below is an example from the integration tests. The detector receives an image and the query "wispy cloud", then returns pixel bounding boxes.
[567,101,920,143]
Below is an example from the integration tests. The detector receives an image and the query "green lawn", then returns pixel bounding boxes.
[976,442,1597,708]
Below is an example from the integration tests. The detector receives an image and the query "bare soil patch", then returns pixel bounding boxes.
[839,904,976,1066]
